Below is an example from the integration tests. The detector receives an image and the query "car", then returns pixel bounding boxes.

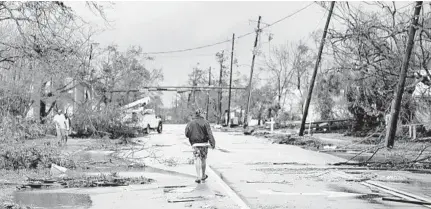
[122,108,163,134]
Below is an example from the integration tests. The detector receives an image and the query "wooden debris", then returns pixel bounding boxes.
[161,185,187,189]
[93,181,128,187]
[167,195,206,203]
[332,162,366,166]
[382,197,431,205]
[246,180,290,184]
[363,181,431,209]
[168,199,196,203]
[273,162,309,165]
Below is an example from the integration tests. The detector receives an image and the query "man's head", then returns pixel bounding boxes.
[195,108,204,118]
[57,109,63,115]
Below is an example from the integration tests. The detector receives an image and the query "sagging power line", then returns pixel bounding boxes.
[110,85,247,93]
[142,2,314,55]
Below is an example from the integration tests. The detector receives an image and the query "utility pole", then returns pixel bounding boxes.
[244,16,262,128]
[227,33,235,127]
[299,2,335,136]
[385,1,423,148]
[218,50,224,124]
[206,67,212,120]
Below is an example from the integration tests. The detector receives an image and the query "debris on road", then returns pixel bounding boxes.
[167,196,206,203]
[50,164,68,177]
[323,145,337,150]
[382,197,431,205]
[245,180,290,184]
[243,127,255,135]
[17,174,155,190]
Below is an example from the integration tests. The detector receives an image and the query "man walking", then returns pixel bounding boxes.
[53,109,68,145]
[185,109,216,183]
[64,112,72,136]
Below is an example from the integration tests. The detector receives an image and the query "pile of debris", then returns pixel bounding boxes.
[17,164,154,190]
[253,131,328,150]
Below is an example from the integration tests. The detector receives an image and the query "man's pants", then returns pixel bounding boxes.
[56,128,67,141]
[193,146,209,159]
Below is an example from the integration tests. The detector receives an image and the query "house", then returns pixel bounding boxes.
[26,78,95,119]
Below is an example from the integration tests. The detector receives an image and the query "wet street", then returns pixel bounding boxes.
[13,124,429,209]
[111,124,427,209]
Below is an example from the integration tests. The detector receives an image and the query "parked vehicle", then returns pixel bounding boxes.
[141,109,163,134]
[120,97,163,135]
[122,108,162,134]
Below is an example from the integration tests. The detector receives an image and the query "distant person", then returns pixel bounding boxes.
[64,112,72,136]
[53,109,68,145]
[185,108,216,183]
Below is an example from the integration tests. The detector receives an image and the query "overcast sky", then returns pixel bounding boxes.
[68,1,411,108]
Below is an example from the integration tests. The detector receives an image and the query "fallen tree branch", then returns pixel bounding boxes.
[411,155,431,164]
[411,145,431,163]
[339,127,385,150]
[364,146,385,163]
[344,146,377,163]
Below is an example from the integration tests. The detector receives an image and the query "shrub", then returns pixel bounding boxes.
[0,142,64,170]
[0,113,55,142]
[71,104,135,139]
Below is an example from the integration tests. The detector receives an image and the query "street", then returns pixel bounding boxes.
[3,1,431,209]
[99,124,424,209]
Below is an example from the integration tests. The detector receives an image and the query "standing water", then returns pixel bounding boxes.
[14,192,92,209]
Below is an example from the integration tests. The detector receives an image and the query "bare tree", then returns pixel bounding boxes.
[0,1,106,121]
[325,2,431,132]
[261,41,313,118]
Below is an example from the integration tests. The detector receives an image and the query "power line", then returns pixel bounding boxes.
[143,2,314,55]
[260,2,314,30]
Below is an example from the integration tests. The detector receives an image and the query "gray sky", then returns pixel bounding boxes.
[68,1,411,108]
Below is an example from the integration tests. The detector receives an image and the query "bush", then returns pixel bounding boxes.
[71,104,135,139]
[0,142,64,170]
[0,113,55,142]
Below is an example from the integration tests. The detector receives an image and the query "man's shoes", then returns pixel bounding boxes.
[195,179,201,184]
[201,175,208,181]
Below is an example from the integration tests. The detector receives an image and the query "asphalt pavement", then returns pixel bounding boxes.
[125,124,424,209]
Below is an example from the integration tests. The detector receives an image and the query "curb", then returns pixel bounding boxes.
[180,138,251,209]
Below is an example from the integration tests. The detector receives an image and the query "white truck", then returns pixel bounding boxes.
[128,108,162,134]
[121,97,163,134]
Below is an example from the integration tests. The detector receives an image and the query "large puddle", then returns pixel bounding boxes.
[14,192,92,209]
[12,143,197,208]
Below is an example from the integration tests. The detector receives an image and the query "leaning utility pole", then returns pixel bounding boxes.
[206,67,212,120]
[299,2,335,136]
[218,50,224,124]
[227,33,235,127]
[244,16,262,128]
[385,1,423,148]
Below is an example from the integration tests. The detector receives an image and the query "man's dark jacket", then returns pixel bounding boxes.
[185,116,216,148]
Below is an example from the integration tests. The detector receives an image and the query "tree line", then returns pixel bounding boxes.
[167,2,431,136]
